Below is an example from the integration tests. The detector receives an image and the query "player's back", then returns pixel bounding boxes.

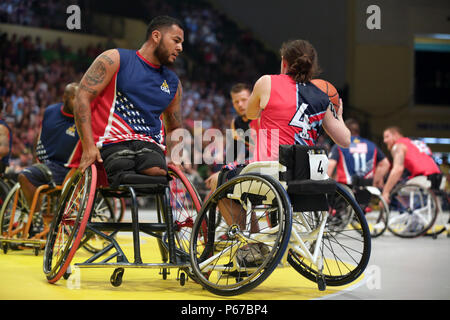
[330,136,383,184]
[255,74,330,161]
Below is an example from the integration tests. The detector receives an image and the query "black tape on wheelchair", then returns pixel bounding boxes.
[279,145,336,211]
[33,163,56,188]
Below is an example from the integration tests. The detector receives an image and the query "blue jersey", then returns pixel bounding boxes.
[0,119,12,166]
[329,136,386,184]
[90,48,180,150]
[35,103,79,166]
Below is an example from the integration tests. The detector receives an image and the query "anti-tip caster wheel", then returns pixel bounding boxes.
[110,268,124,287]
[317,274,326,291]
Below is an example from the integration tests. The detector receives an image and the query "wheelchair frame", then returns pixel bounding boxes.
[43,163,202,287]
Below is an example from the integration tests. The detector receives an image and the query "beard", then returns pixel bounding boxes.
[154,39,173,66]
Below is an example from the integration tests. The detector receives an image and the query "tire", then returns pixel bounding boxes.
[0,183,28,240]
[0,180,12,211]
[388,183,438,238]
[190,174,292,296]
[425,190,449,238]
[43,165,97,283]
[163,165,202,257]
[287,183,372,287]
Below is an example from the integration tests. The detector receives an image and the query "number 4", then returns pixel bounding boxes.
[317,160,323,174]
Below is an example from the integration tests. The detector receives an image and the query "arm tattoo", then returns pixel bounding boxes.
[79,83,97,95]
[85,60,106,86]
[100,54,114,65]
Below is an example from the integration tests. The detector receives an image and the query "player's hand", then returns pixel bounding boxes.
[79,144,102,173]
[337,98,344,118]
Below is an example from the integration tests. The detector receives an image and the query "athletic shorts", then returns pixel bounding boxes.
[21,162,70,187]
[100,140,167,179]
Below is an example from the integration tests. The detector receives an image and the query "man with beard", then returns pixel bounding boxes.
[72,16,184,185]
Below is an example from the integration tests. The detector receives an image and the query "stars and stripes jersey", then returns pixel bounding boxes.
[395,137,440,178]
[35,103,79,167]
[254,74,331,161]
[329,136,386,184]
[69,48,179,167]
[0,118,12,166]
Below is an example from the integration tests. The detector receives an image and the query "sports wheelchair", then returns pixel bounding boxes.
[388,174,445,238]
[343,177,389,238]
[0,165,124,256]
[43,163,201,286]
[189,145,372,296]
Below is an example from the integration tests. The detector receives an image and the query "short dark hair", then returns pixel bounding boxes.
[230,83,251,95]
[345,118,360,136]
[146,15,184,41]
[384,126,403,136]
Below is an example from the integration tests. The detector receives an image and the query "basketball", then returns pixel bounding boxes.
[311,79,340,110]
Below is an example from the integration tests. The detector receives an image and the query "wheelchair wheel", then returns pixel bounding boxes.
[0,179,11,209]
[43,165,97,283]
[388,183,438,238]
[287,183,371,287]
[81,192,119,254]
[352,188,389,238]
[164,165,202,257]
[190,174,292,296]
[426,191,449,238]
[0,183,29,241]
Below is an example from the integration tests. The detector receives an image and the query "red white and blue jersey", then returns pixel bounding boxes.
[396,137,440,178]
[329,136,386,184]
[36,103,79,167]
[70,49,179,167]
[254,74,331,161]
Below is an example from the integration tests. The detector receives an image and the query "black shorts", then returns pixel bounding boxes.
[21,162,70,187]
[100,140,167,179]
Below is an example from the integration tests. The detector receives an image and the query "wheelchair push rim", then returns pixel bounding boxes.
[43,164,97,283]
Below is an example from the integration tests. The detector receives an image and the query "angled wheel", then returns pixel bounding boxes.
[81,192,122,254]
[190,174,292,296]
[426,191,449,238]
[0,183,29,242]
[43,165,97,283]
[164,164,202,257]
[388,183,438,238]
[287,183,372,287]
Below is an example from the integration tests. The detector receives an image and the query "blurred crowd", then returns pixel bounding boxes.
[0,0,284,197]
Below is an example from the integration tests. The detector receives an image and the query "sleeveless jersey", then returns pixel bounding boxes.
[329,136,386,184]
[255,74,331,161]
[35,103,79,167]
[396,137,440,178]
[69,49,179,167]
[0,118,12,166]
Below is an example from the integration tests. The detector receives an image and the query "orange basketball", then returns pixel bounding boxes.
[311,79,340,110]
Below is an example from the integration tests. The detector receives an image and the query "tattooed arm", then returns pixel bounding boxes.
[381,143,407,204]
[162,81,183,163]
[0,125,10,159]
[75,49,120,171]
